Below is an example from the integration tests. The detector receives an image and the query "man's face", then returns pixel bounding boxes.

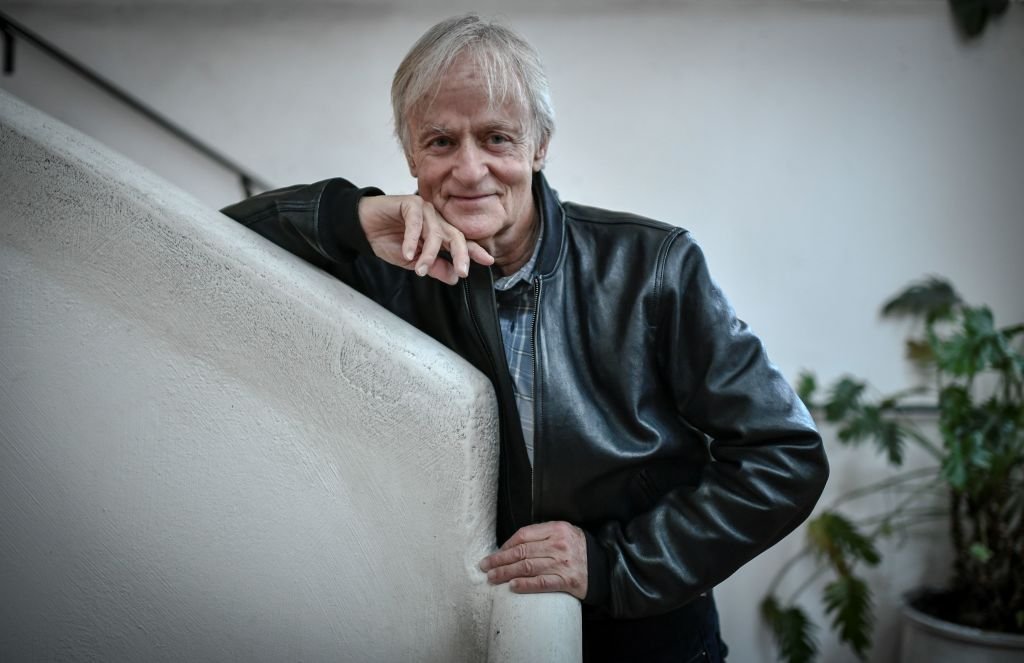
[406,56,548,252]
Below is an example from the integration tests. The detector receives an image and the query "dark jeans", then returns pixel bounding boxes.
[582,592,728,663]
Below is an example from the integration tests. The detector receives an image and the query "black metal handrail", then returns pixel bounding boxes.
[0,9,270,197]
[810,404,940,417]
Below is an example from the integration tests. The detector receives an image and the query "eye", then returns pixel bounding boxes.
[487,134,510,145]
[428,136,453,149]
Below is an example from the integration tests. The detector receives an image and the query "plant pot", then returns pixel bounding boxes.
[900,589,1024,662]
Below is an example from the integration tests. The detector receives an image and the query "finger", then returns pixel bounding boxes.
[499,523,560,551]
[467,241,495,266]
[486,556,560,584]
[446,228,470,278]
[426,259,459,286]
[509,574,569,594]
[401,200,424,262]
[416,207,444,277]
[417,231,444,278]
[479,541,549,571]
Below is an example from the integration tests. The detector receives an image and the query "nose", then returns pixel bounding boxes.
[451,141,488,186]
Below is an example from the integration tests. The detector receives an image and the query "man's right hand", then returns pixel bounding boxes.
[358,195,494,286]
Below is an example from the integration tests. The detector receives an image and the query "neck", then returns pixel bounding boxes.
[490,212,540,276]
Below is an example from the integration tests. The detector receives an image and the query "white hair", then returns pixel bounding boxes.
[391,14,555,155]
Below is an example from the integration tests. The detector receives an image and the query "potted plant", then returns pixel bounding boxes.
[760,277,1023,662]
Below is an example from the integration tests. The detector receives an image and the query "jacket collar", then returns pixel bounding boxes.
[532,171,565,278]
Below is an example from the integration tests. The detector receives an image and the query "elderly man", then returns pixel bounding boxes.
[222,14,828,662]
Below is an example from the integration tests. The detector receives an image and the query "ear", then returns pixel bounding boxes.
[532,138,549,172]
[406,151,418,178]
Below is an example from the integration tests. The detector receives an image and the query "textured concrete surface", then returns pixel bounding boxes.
[0,88,580,662]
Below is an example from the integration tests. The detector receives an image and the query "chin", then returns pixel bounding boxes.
[448,214,505,242]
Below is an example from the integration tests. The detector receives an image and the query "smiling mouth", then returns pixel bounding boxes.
[449,193,496,202]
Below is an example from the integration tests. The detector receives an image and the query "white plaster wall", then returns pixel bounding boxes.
[0,89,580,662]
[2,2,1022,661]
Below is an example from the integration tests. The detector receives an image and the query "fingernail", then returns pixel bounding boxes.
[416,264,427,277]
[460,261,469,276]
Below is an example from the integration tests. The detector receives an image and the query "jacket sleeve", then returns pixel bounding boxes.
[583,231,829,618]
[219,178,383,265]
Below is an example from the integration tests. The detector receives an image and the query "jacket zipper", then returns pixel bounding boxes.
[530,276,542,522]
[462,274,523,531]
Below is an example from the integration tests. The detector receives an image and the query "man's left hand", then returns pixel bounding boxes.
[478,521,588,600]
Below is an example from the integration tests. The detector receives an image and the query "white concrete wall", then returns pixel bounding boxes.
[2,2,1022,661]
[0,89,581,662]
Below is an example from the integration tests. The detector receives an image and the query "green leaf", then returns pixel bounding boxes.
[932,331,975,377]
[939,385,973,421]
[761,595,818,663]
[933,306,1008,379]
[874,419,908,465]
[942,434,969,490]
[942,428,991,495]
[836,406,907,465]
[807,513,881,569]
[938,386,981,487]
[825,378,866,422]
[797,372,818,409]
[969,542,993,564]
[823,576,874,660]
[881,277,961,323]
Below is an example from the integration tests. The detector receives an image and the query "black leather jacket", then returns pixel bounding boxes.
[221,172,828,620]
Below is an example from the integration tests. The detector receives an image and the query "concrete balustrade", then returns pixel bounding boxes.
[0,88,581,662]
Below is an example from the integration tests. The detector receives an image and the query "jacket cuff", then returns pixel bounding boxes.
[318,178,384,259]
[582,529,611,609]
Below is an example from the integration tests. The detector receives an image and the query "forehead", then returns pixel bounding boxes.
[410,56,530,133]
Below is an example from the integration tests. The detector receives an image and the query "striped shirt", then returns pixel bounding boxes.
[493,223,542,465]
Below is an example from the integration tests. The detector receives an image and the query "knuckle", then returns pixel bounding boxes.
[520,559,535,576]
[514,543,529,561]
